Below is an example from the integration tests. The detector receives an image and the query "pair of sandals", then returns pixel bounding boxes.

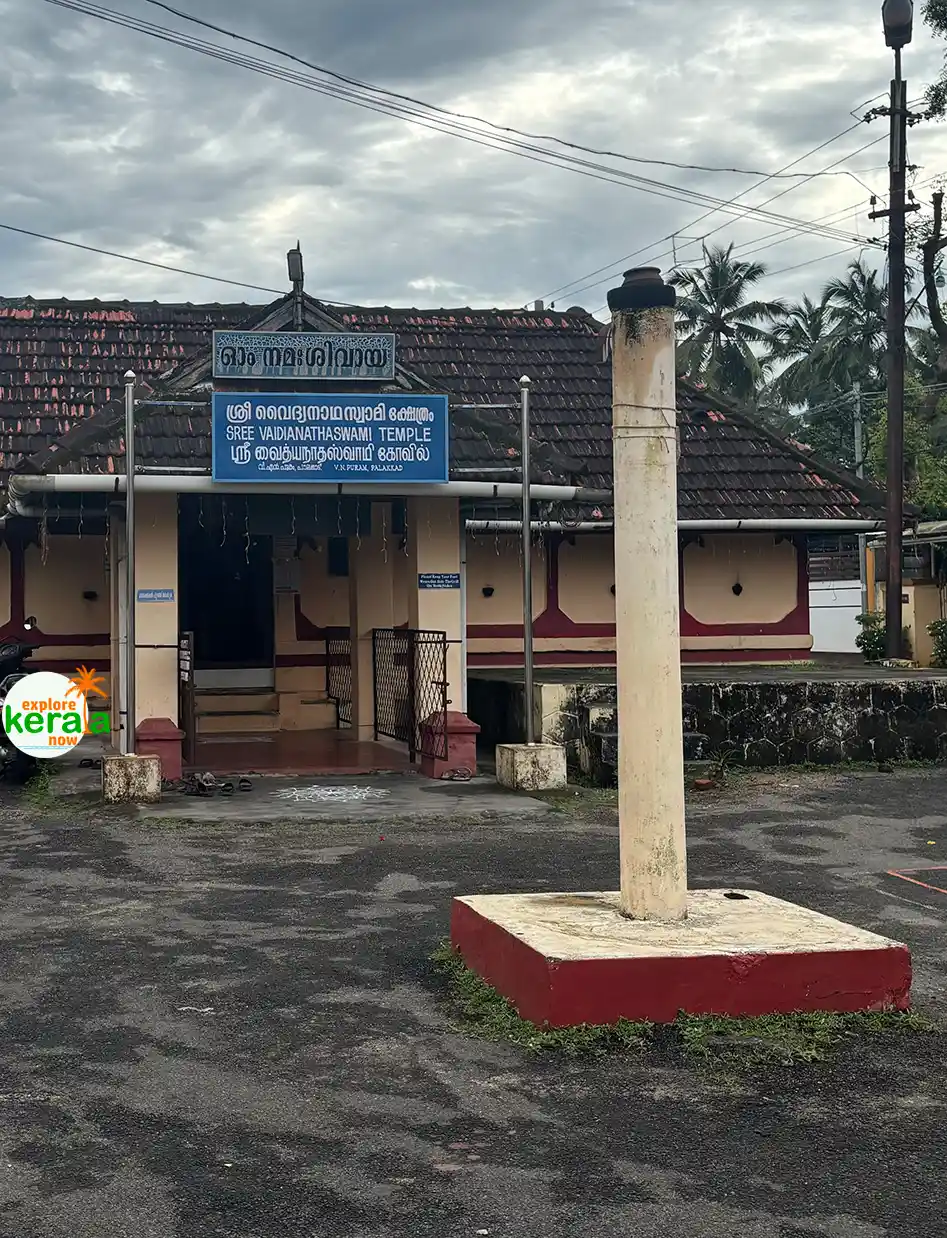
[162,773,253,797]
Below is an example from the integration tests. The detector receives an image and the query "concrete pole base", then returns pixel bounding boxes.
[102,754,162,804]
[496,743,567,791]
[451,889,911,1026]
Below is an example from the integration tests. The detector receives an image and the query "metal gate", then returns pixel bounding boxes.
[178,631,196,765]
[372,628,448,761]
[326,633,353,727]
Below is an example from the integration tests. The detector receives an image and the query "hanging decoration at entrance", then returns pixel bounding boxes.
[212,393,450,485]
[213,331,396,381]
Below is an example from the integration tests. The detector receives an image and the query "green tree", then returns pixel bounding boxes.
[818,259,889,390]
[867,377,947,515]
[765,294,834,406]
[923,0,947,117]
[762,260,889,469]
[670,243,785,401]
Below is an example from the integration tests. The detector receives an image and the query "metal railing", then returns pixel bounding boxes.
[326,633,353,727]
[372,628,448,761]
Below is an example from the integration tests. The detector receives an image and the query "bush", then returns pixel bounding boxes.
[855,611,886,662]
[928,618,947,667]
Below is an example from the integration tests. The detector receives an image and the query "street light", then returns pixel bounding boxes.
[882,0,913,50]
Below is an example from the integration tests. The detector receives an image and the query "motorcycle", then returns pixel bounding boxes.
[0,617,38,784]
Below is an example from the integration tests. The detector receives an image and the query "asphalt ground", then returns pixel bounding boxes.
[0,765,943,1237]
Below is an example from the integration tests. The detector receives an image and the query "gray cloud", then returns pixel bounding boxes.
[0,0,945,315]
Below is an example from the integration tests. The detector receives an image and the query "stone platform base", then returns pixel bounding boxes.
[495,743,567,791]
[450,888,911,1027]
[102,754,161,804]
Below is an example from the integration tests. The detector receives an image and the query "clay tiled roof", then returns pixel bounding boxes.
[0,294,888,524]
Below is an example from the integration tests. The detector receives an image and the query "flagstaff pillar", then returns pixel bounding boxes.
[609,268,687,920]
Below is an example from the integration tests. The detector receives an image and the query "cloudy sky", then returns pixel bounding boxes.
[1,0,946,315]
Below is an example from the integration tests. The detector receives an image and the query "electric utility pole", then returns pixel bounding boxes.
[871,1,920,657]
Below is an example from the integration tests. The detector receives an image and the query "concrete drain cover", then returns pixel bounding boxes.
[272,785,391,804]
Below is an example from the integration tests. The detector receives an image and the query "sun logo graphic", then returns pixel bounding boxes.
[3,666,111,759]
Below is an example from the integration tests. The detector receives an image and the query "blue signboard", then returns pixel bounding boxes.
[212,393,450,484]
[418,573,461,589]
[212,331,396,381]
[137,588,175,603]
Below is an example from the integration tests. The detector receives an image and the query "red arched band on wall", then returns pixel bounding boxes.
[678,535,810,638]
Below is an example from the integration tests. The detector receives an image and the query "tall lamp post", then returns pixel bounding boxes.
[881,0,914,657]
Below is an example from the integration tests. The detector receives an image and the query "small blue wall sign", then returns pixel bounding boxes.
[212,392,450,484]
[418,573,461,589]
[213,331,396,381]
[137,589,175,603]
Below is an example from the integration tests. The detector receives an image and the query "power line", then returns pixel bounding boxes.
[0,220,355,302]
[564,171,941,306]
[544,128,887,304]
[42,0,880,249]
[135,0,891,190]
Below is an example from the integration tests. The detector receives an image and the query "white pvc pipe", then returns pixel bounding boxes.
[466,518,883,533]
[8,474,599,503]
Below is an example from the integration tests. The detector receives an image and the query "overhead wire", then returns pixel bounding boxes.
[41,0,882,247]
[565,172,940,309]
[544,131,888,304]
[0,220,355,301]
[548,92,929,306]
[137,0,896,190]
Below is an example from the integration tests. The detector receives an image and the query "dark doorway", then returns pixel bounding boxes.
[178,497,274,669]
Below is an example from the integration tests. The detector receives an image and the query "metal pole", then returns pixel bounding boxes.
[854,382,870,614]
[520,375,535,744]
[885,50,908,658]
[124,371,137,754]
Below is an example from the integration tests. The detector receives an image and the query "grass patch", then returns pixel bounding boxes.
[430,941,652,1055]
[432,942,933,1065]
[22,764,60,809]
[676,1008,933,1066]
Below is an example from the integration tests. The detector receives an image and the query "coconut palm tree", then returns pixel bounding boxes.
[818,258,888,391]
[670,243,785,402]
[764,294,835,408]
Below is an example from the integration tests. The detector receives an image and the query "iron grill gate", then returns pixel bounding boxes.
[326,634,353,727]
[372,629,449,761]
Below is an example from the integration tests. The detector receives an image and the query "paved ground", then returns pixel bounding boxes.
[0,766,944,1236]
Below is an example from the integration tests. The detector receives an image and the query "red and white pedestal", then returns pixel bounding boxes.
[450,888,911,1027]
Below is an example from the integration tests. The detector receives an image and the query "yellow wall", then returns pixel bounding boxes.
[885,581,944,665]
[466,533,546,625]
[275,541,349,693]
[558,535,615,624]
[25,536,110,667]
[682,534,798,626]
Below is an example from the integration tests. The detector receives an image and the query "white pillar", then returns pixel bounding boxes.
[609,267,687,920]
[349,505,396,741]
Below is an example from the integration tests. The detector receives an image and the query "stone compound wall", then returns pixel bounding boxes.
[468,676,947,785]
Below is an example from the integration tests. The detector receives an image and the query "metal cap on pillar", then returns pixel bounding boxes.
[607,267,677,313]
